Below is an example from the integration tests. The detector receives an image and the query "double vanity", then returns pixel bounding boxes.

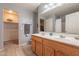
[32,32,79,56]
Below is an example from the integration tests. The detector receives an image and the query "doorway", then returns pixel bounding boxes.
[40,19,44,31]
[3,9,19,46]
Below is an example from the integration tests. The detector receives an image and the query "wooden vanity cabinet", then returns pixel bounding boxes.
[32,36,43,56]
[43,45,54,56]
[32,37,36,52]
[55,50,68,56]
[32,35,79,56]
[36,41,42,56]
[43,39,55,56]
[43,39,69,56]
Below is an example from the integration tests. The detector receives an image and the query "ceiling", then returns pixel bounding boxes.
[40,3,79,18]
[15,3,40,12]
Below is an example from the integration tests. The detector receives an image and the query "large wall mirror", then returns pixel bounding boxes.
[39,3,79,35]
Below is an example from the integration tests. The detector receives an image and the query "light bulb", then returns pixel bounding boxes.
[8,10,13,13]
[48,3,54,6]
[44,5,48,8]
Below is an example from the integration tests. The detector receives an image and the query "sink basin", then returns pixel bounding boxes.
[75,36,79,40]
[52,35,76,41]
[51,35,65,39]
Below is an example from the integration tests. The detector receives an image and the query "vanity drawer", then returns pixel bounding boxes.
[32,35,42,42]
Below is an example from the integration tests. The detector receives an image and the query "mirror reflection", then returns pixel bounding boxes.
[39,3,79,35]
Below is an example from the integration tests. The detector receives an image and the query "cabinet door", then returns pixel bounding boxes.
[32,39,36,52]
[43,45,54,56]
[36,41,42,56]
[55,50,68,56]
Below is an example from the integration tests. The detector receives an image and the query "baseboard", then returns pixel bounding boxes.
[19,43,27,47]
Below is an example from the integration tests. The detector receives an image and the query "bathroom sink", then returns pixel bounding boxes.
[39,32,79,41]
[51,35,65,39]
[75,38,79,40]
[52,35,76,41]
[74,36,79,40]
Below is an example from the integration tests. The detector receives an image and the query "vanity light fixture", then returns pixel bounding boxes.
[48,3,54,6]
[8,10,13,13]
[44,3,54,8]
[42,3,63,14]
[56,3,63,6]
[44,3,63,9]
[48,3,57,6]
[44,5,48,8]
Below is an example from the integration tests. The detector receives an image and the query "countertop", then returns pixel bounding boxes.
[32,33,79,47]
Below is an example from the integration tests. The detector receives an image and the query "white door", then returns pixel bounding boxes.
[55,19,62,33]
